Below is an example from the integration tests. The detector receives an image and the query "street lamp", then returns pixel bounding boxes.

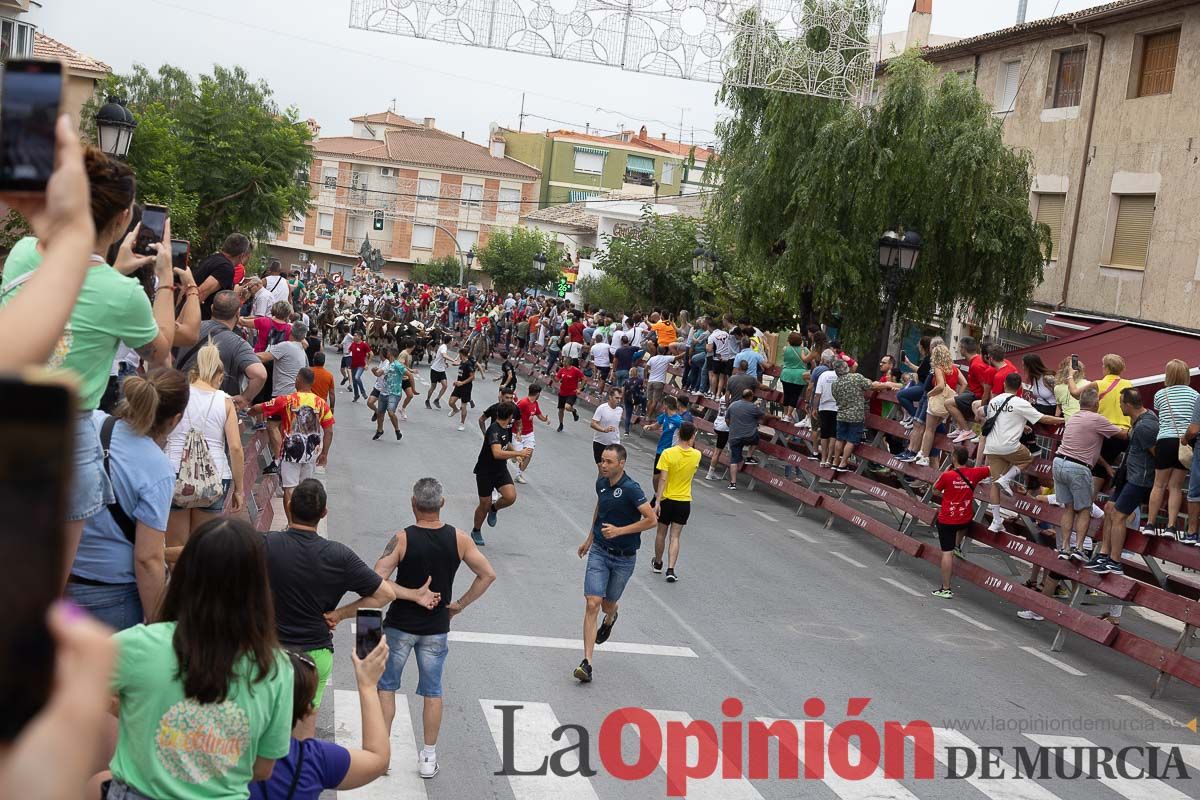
[532,252,548,298]
[692,244,719,274]
[866,228,922,379]
[459,247,475,287]
[94,97,137,159]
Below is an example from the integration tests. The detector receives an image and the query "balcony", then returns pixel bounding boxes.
[623,169,655,187]
[347,189,389,210]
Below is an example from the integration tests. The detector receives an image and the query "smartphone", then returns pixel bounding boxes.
[0,60,63,192]
[134,204,168,256]
[0,376,74,742]
[356,608,383,659]
[1071,354,1080,370]
[171,239,190,270]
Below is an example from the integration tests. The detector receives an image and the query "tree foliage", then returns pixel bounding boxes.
[477,227,561,295]
[576,273,638,313]
[712,47,1048,348]
[410,256,461,287]
[85,64,312,255]
[592,206,703,314]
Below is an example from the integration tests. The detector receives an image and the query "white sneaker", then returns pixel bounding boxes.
[448,409,457,417]
[996,477,1014,496]
[1017,610,1044,621]
[419,752,439,779]
[988,516,1006,533]
[996,507,1019,520]
[515,474,528,484]
[951,430,972,443]
[401,410,408,420]
[900,417,915,429]
[913,454,930,467]
[456,424,465,431]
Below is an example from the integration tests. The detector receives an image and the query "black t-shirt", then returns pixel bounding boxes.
[194,252,236,320]
[500,361,516,390]
[482,403,518,436]
[475,422,512,475]
[384,524,462,636]
[262,527,383,650]
[457,357,475,383]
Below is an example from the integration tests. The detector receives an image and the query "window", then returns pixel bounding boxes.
[996,61,1020,113]
[418,178,440,201]
[351,171,367,190]
[0,20,35,61]
[626,155,655,175]
[1051,47,1087,108]
[1137,29,1179,97]
[499,187,522,214]
[457,229,479,253]
[290,212,306,234]
[573,146,606,174]
[317,213,333,238]
[412,224,435,249]
[1109,195,1155,270]
[461,183,483,208]
[1033,193,1065,260]
[322,167,338,190]
[662,162,678,184]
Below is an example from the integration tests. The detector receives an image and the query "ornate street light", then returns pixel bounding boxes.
[866,228,923,379]
[878,229,922,272]
[532,252,548,298]
[94,97,137,159]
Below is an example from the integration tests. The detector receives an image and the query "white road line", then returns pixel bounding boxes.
[880,577,924,597]
[829,551,869,569]
[482,700,599,800]
[1018,646,1086,676]
[646,710,765,800]
[1117,695,1185,728]
[1153,743,1200,771]
[943,608,998,632]
[787,527,820,543]
[725,494,744,504]
[756,718,921,800]
[932,728,1061,800]
[334,690,427,800]
[449,630,698,658]
[1026,735,1192,800]
[753,509,779,523]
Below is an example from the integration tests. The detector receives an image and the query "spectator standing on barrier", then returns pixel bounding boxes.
[779,332,809,423]
[652,422,701,582]
[987,345,1018,399]
[983,372,1062,532]
[706,318,735,400]
[898,337,931,429]
[727,359,758,403]
[644,344,679,422]
[947,336,987,436]
[1183,396,1200,546]
[1070,353,1132,493]
[912,345,963,464]
[830,361,897,473]
[1023,354,1058,416]
[726,388,765,490]
[194,233,252,320]
[814,357,843,469]
[1143,359,1198,539]
[1054,356,1084,418]
[1051,386,1126,562]
[932,446,991,598]
[707,393,731,482]
[1091,389,1159,573]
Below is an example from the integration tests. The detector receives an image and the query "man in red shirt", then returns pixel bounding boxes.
[931,446,991,598]
[555,357,585,433]
[568,317,585,345]
[987,344,1018,399]
[348,332,372,402]
[513,384,549,483]
[949,335,990,437]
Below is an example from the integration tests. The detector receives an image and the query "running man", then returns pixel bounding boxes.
[373,346,406,442]
[652,422,701,582]
[555,357,585,432]
[590,386,624,474]
[574,444,657,682]
[425,337,454,409]
[479,387,518,435]
[642,394,685,506]
[514,384,548,484]
[471,401,531,546]
[447,347,475,431]
[397,340,421,419]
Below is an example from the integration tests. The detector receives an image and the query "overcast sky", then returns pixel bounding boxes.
[39,0,1100,148]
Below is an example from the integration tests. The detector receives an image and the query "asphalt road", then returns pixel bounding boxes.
[308,351,1200,800]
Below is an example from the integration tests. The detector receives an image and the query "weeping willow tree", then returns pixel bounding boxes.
[711,14,1048,348]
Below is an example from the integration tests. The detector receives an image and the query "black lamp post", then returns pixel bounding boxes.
[532,251,548,298]
[460,247,475,287]
[94,96,137,159]
[865,228,922,378]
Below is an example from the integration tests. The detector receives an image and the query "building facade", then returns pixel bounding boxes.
[268,112,540,282]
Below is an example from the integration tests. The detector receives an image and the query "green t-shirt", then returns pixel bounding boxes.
[110,622,293,800]
[780,344,809,385]
[0,237,159,410]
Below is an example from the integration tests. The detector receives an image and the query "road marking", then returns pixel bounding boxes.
[646,710,765,799]
[1018,646,1086,676]
[880,577,924,597]
[334,690,427,799]
[1153,743,1200,770]
[725,494,744,504]
[829,551,868,569]
[1026,735,1192,800]
[943,608,998,631]
[482,700,599,800]
[1117,695,1185,728]
[756,719,921,800]
[449,630,698,658]
[753,509,778,523]
[788,527,820,544]
[931,728,1061,800]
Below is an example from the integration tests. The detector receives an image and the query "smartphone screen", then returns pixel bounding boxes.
[0,60,63,192]
[356,609,383,659]
[171,239,190,270]
[134,205,168,256]
[0,377,73,742]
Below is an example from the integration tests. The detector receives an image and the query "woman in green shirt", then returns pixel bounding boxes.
[779,331,810,422]
[103,518,293,800]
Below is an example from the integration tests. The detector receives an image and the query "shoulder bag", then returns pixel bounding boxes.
[980,394,1014,437]
[1161,393,1194,468]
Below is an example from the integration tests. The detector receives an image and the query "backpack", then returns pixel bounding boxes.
[99,416,138,544]
[265,323,289,348]
[172,392,225,509]
[282,399,324,463]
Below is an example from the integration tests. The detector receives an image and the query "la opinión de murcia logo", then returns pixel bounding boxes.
[492,698,1193,797]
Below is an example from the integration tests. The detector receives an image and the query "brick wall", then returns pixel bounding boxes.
[438,173,463,221]
[482,178,500,222]
[433,221,459,259]
[391,218,412,260]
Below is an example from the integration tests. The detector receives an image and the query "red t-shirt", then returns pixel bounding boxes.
[233,264,245,285]
[349,341,372,369]
[990,360,1018,397]
[516,397,541,435]
[556,366,584,396]
[935,466,992,525]
[568,321,585,344]
[252,317,291,353]
[457,297,470,314]
[965,354,991,398]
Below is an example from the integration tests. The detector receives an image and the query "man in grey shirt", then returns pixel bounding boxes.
[724,388,765,490]
[726,360,758,402]
[176,290,266,409]
[1093,388,1159,573]
[260,322,310,398]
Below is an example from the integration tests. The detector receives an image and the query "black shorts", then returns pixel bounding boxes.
[340,355,352,369]
[369,388,380,400]
[452,383,473,401]
[430,369,447,383]
[818,409,838,439]
[953,391,978,418]
[1094,436,1130,477]
[1152,436,1180,471]
[658,498,692,526]
[401,378,412,391]
[782,380,804,408]
[715,359,733,376]
[937,521,969,552]
[1114,481,1152,515]
[596,366,611,380]
[593,441,608,464]
[474,467,513,497]
[715,429,729,450]
[559,394,577,409]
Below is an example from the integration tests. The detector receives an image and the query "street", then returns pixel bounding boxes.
[312,359,1200,800]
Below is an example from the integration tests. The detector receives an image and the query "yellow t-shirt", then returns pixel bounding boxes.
[656,445,702,502]
[1095,375,1133,427]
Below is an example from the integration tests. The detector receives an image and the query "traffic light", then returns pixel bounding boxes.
[373,210,384,231]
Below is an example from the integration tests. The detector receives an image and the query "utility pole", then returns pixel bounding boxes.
[518,92,526,132]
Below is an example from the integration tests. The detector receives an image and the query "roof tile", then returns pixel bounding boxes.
[32,32,109,75]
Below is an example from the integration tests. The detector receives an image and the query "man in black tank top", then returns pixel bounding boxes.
[373,477,496,781]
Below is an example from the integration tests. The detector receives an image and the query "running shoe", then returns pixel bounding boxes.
[744,456,760,465]
[931,588,954,599]
[1164,527,1180,539]
[806,453,820,461]
[1056,548,1071,560]
[1138,524,1158,536]
[515,474,528,484]
[572,408,579,422]
[595,613,618,644]
[425,399,432,409]
[951,430,973,443]
[457,424,465,431]
[1183,533,1200,546]
[726,483,738,490]
[486,504,498,528]
[371,411,380,423]
[433,399,441,409]
[665,568,678,583]
[573,659,593,683]
[1069,548,1087,562]
[913,455,930,467]
[652,559,664,574]
[401,411,408,421]
[1084,555,1109,571]
[995,476,1014,496]
[418,752,439,779]
[262,462,279,475]
[372,430,384,441]
[396,430,403,441]
[1017,610,1044,621]
[900,417,915,429]
[448,409,457,417]
[470,528,485,546]
[896,451,917,462]
[1101,561,1124,575]
[952,547,964,560]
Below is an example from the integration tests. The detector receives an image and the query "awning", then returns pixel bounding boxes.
[568,190,600,202]
[573,146,608,157]
[626,155,655,174]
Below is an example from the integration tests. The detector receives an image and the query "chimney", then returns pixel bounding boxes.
[661,132,667,140]
[423,117,435,129]
[1016,0,1028,24]
[490,136,506,159]
[905,0,932,51]
[638,125,648,141]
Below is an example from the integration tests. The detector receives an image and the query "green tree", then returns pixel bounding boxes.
[576,273,637,313]
[85,64,312,255]
[713,44,1048,348]
[592,206,702,314]
[477,227,561,295]
[410,256,461,286]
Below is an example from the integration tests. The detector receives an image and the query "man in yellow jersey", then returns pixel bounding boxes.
[652,422,702,582]
[1085,353,1133,491]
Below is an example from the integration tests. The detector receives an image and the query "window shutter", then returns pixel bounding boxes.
[999,61,1020,112]
[1109,195,1155,270]
[1053,48,1086,108]
[1034,193,1065,260]
[1138,29,1179,97]
[626,155,655,174]
[568,190,599,203]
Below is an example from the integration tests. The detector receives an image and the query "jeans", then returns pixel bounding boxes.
[352,367,367,399]
[378,629,449,697]
[69,411,114,522]
[614,369,630,388]
[687,352,709,392]
[897,382,924,418]
[65,582,142,631]
[546,351,560,374]
[584,544,637,601]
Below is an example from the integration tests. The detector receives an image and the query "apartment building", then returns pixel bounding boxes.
[268,111,540,281]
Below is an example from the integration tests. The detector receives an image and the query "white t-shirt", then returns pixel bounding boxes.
[592,403,624,445]
[265,275,290,305]
[340,333,353,352]
[647,354,675,384]
[708,329,733,360]
[983,393,1045,455]
[816,370,839,412]
[591,342,613,367]
[431,344,449,373]
[374,359,391,392]
[252,287,274,317]
[562,341,584,361]
[714,397,729,432]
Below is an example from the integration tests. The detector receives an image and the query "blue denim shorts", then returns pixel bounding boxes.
[835,420,864,443]
[1052,457,1094,511]
[69,411,114,522]
[378,628,449,697]
[65,581,142,631]
[1188,447,1200,502]
[584,544,637,601]
[380,393,402,413]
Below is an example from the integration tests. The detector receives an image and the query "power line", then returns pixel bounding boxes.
[305,178,717,206]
